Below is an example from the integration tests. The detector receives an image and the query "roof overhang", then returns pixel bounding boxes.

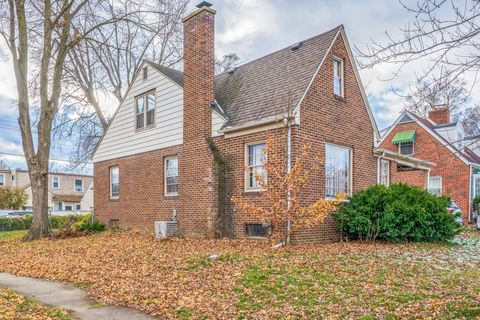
[374,148,436,170]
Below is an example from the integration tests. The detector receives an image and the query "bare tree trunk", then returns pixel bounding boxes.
[24,170,51,240]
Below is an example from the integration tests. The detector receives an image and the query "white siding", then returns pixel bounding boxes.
[80,181,94,211]
[212,110,226,137]
[93,63,184,162]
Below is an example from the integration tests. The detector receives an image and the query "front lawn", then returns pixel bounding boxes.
[0,288,71,320]
[0,230,479,319]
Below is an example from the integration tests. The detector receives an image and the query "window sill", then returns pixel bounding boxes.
[334,94,346,102]
[165,193,178,198]
[135,124,156,133]
[243,189,265,196]
[109,198,119,202]
[245,236,268,241]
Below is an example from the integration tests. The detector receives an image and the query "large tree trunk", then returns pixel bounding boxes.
[23,167,51,241]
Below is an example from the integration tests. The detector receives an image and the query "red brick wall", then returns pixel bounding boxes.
[180,7,217,237]
[93,146,181,231]
[390,163,426,188]
[428,107,450,125]
[290,33,378,243]
[380,121,471,223]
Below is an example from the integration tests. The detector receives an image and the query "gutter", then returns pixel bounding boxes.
[222,114,294,134]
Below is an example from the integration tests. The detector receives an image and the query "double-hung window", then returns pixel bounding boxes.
[110,167,120,199]
[333,57,344,97]
[246,142,267,190]
[428,176,442,195]
[473,175,480,198]
[74,179,83,192]
[135,91,155,129]
[52,176,60,189]
[325,144,351,198]
[165,156,179,196]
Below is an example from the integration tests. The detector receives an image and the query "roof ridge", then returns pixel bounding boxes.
[216,25,343,78]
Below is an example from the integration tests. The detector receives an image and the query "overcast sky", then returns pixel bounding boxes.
[0,0,478,170]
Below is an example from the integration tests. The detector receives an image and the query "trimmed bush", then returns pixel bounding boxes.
[73,213,105,233]
[333,183,459,242]
[0,214,93,232]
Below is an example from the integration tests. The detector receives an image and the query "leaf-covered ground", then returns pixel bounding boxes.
[0,230,479,319]
[0,287,72,320]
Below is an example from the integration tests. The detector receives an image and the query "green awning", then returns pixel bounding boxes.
[392,130,416,145]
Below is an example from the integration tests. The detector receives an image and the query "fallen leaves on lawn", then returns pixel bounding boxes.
[0,230,479,319]
[0,288,71,320]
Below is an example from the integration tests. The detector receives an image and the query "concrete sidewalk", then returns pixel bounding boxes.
[0,273,158,320]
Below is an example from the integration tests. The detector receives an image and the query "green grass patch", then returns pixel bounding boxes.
[0,230,26,241]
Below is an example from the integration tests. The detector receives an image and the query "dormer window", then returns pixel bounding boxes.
[135,91,155,129]
[399,142,414,156]
[392,130,416,156]
[333,57,344,97]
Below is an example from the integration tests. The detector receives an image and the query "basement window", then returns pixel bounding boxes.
[245,224,268,238]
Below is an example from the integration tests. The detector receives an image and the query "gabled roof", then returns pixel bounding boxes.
[215,26,342,127]
[148,61,184,87]
[379,110,480,166]
[147,26,362,128]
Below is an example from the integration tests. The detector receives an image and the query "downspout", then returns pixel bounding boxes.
[285,120,292,245]
[469,164,473,223]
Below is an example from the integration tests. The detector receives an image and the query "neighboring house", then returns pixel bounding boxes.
[377,107,480,224]
[0,169,93,212]
[93,2,379,243]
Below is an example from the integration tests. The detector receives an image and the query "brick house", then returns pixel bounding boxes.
[92,2,379,243]
[377,108,480,224]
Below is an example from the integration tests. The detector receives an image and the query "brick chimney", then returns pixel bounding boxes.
[180,2,217,238]
[428,106,451,125]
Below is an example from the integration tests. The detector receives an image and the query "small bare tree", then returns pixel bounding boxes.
[0,158,10,170]
[215,53,240,74]
[357,0,480,89]
[402,70,470,117]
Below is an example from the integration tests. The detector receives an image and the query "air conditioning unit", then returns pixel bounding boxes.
[154,220,180,239]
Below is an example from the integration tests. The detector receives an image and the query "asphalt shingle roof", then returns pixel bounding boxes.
[148,25,342,128]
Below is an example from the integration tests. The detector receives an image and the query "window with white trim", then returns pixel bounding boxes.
[110,167,119,199]
[325,144,351,198]
[74,179,83,192]
[379,159,389,186]
[75,204,81,211]
[246,142,267,190]
[52,176,60,189]
[0,174,4,186]
[399,142,414,156]
[333,57,344,96]
[474,175,480,198]
[428,176,442,195]
[135,91,155,129]
[165,156,179,196]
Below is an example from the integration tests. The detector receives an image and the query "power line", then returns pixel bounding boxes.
[0,151,92,164]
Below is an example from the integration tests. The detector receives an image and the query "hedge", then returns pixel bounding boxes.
[0,214,92,232]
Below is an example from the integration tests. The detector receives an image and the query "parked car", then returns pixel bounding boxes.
[447,202,463,226]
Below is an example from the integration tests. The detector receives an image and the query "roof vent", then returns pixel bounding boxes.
[196,1,213,8]
[291,41,303,51]
[227,67,237,75]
